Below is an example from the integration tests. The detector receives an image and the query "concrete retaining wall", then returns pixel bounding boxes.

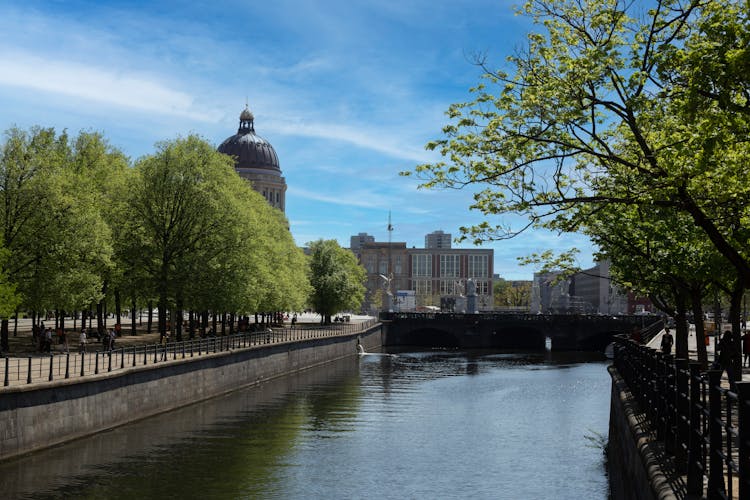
[0,326,382,461]
[608,366,677,500]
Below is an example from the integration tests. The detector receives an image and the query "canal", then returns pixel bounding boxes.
[1,349,611,499]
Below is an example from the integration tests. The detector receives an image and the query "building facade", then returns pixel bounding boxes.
[530,260,629,314]
[354,233,494,313]
[217,106,287,212]
[425,230,452,249]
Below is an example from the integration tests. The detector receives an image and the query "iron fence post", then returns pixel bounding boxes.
[65,353,70,379]
[736,381,750,499]
[674,358,689,473]
[94,352,99,375]
[26,356,31,384]
[80,352,85,377]
[4,356,8,386]
[687,362,703,496]
[708,370,726,498]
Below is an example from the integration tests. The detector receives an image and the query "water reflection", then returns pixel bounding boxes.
[1,350,610,499]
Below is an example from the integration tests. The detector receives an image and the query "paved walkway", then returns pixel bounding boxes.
[647,325,750,380]
[1,314,377,389]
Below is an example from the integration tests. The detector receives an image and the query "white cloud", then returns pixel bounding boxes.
[268,119,431,163]
[0,51,219,122]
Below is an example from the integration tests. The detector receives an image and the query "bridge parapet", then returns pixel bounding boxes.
[380,312,660,351]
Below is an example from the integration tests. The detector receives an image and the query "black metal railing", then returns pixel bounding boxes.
[613,335,750,499]
[2,319,379,388]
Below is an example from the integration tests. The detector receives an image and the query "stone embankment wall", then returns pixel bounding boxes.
[608,366,677,500]
[0,326,382,461]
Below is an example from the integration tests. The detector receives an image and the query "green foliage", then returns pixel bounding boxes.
[307,239,366,322]
[493,278,532,309]
[405,0,750,300]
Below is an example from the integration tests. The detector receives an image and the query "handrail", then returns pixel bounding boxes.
[612,335,750,498]
[2,319,380,388]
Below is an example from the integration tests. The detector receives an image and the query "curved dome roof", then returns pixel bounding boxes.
[218,107,280,173]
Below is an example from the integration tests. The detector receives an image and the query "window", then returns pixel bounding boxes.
[412,254,432,277]
[440,280,457,295]
[365,255,375,274]
[413,279,432,296]
[395,255,402,275]
[474,280,489,295]
[379,260,388,275]
[468,254,488,278]
[440,254,460,278]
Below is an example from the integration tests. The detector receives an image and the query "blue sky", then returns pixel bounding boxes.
[0,0,595,280]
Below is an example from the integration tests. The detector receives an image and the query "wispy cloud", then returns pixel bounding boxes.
[288,185,430,214]
[268,119,431,163]
[0,51,218,122]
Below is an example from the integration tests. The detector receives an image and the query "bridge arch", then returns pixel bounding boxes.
[402,328,461,348]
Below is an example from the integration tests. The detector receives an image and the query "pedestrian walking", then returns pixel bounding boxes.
[60,329,68,353]
[660,327,674,355]
[717,330,737,385]
[79,329,87,353]
[160,332,169,361]
[742,330,750,367]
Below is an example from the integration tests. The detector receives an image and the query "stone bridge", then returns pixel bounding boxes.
[380,312,658,351]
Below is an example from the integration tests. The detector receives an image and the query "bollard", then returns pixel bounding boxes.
[4,356,8,386]
[121,348,125,369]
[154,344,158,363]
[80,352,85,377]
[26,356,32,384]
[65,353,70,379]
[182,342,185,359]
[143,345,147,366]
[48,354,53,381]
[133,346,137,367]
[108,351,112,372]
[94,352,99,375]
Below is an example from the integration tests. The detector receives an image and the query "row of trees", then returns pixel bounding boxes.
[0,127,366,351]
[408,0,750,377]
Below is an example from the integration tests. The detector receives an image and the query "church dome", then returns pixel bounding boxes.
[218,106,280,174]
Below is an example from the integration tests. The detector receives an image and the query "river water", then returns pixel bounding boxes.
[1,349,611,499]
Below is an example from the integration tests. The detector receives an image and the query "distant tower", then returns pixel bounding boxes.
[425,230,451,249]
[217,105,287,212]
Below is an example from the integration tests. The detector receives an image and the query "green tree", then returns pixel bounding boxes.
[129,135,240,337]
[308,239,366,324]
[406,0,750,287]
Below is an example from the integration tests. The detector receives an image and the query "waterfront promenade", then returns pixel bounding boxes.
[1,313,376,389]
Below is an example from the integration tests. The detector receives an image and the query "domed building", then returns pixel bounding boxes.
[218,106,287,212]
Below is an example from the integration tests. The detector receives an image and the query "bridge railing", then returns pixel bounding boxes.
[381,311,657,323]
[2,319,379,388]
[613,335,750,498]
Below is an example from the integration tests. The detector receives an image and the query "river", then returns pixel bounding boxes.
[1,349,611,499]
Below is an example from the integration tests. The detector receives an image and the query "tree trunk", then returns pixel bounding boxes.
[115,288,122,327]
[97,300,104,338]
[674,288,689,359]
[690,288,709,367]
[1,319,8,352]
[175,292,183,342]
[729,281,744,384]
[131,295,137,336]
